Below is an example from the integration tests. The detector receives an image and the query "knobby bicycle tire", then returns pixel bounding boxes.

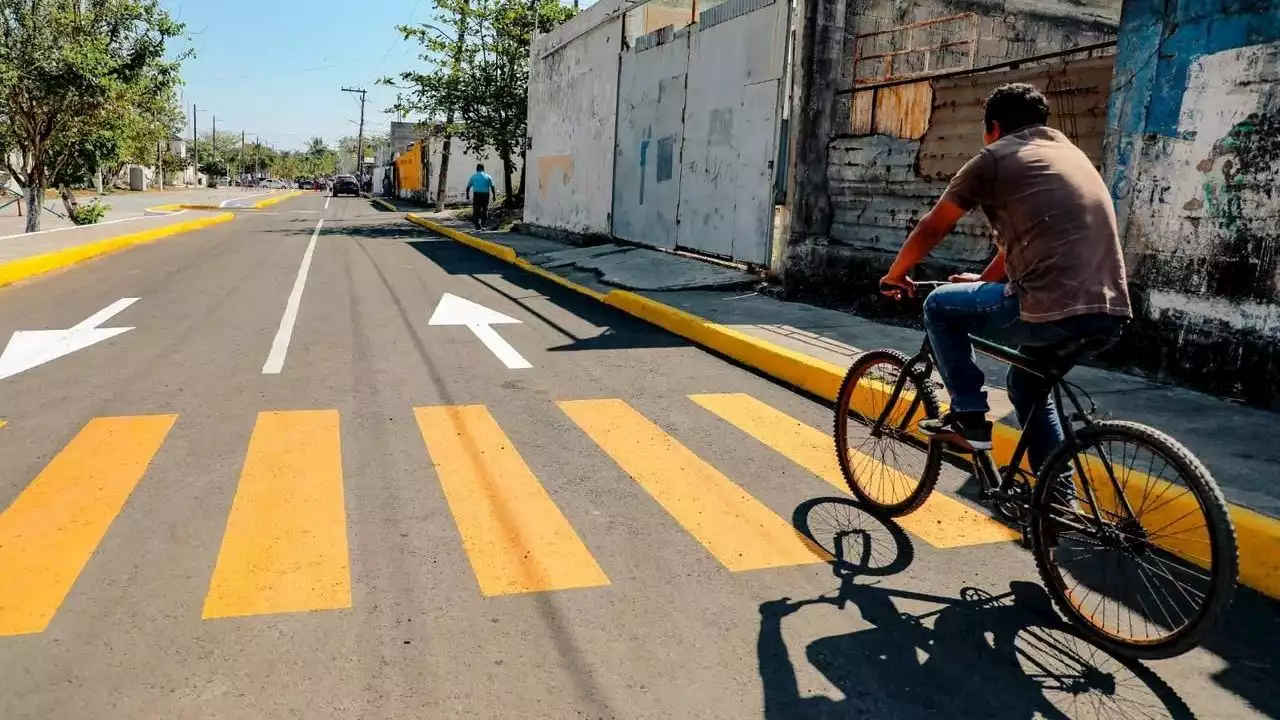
[834,349,944,516]
[1030,420,1237,659]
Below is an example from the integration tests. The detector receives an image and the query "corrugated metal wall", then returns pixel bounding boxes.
[396,143,423,192]
[918,54,1116,179]
[827,51,1117,265]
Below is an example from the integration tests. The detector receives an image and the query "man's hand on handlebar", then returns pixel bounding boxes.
[878,273,915,300]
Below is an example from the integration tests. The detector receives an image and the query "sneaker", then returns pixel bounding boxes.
[919,411,993,451]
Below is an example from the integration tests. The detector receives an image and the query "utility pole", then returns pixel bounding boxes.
[240,130,246,185]
[341,86,367,183]
[212,115,217,186]
[191,103,198,186]
[255,137,261,180]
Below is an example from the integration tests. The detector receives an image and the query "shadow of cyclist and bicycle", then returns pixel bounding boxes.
[757,496,1196,719]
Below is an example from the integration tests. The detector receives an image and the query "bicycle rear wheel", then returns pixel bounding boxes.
[1031,420,1237,659]
[834,349,943,516]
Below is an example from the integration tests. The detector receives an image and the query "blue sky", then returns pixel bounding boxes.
[165,0,440,151]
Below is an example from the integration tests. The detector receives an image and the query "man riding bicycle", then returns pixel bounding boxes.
[879,83,1131,475]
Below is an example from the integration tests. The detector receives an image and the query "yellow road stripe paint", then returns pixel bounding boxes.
[559,398,829,571]
[0,415,175,636]
[690,393,1019,549]
[415,405,608,596]
[203,410,350,619]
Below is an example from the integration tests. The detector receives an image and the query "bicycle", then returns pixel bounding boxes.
[833,280,1238,659]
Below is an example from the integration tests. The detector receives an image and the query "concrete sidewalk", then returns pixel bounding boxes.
[418,214,1280,521]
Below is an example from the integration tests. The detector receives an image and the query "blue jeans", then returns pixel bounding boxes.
[922,282,1124,473]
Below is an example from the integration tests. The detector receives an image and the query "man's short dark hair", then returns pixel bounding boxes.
[984,83,1050,135]
[476,163,485,171]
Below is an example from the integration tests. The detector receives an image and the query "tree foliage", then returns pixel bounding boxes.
[0,0,186,231]
[385,0,574,204]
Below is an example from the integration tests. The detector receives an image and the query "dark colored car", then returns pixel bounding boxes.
[331,175,360,197]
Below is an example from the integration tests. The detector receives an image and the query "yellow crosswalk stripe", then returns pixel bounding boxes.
[0,415,176,636]
[415,405,609,596]
[203,410,351,619]
[689,393,1019,548]
[559,398,829,571]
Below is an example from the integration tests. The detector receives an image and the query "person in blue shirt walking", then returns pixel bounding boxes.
[465,164,495,230]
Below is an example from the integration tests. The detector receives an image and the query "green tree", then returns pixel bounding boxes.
[193,130,240,182]
[387,0,573,207]
[0,0,186,232]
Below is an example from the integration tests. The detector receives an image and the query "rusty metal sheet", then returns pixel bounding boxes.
[850,90,874,135]
[872,82,933,139]
[918,54,1116,179]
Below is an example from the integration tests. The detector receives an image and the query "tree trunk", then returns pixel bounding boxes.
[59,186,81,222]
[435,131,452,213]
[24,185,43,233]
[499,150,515,208]
[517,146,528,204]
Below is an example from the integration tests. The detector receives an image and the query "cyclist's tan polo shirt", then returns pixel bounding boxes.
[940,125,1132,323]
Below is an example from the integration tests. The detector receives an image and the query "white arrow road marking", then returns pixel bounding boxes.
[262,219,322,374]
[428,293,532,370]
[0,298,139,380]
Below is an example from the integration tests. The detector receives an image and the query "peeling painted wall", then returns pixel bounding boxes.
[612,28,690,248]
[677,0,789,264]
[525,0,625,235]
[1103,0,1280,406]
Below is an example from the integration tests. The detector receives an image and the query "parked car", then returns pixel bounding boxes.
[296,177,312,189]
[331,175,360,197]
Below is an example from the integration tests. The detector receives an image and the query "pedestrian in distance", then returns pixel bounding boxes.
[466,163,495,230]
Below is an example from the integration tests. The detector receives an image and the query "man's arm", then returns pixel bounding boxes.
[880,198,967,293]
[951,249,1007,283]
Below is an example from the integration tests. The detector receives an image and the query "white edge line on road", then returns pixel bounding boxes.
[262,218,323,374]
[220,190,278,208]
[324,196,331,210]
[0,211,183,241]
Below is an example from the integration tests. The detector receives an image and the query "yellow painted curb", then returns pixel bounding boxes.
[0,212,235,289]
[251,191,303,209]
[406,214,518,263]
[368,196,397,212]
[415,216,1280,600]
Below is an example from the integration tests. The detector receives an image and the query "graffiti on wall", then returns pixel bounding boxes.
[1126,42,1280,310]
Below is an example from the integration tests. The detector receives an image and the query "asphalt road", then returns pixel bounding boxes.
[0,194,1275,719]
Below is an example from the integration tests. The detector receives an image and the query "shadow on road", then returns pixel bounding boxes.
[760,497,1195,719]
[406,239,689,353]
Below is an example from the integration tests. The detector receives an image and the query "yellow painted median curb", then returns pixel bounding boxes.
[251,190,304,209]
[367,195,398,212]
[0,212,235,289]
[411,214,1280,601]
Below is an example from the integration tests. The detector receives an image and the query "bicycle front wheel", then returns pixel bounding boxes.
[1031,421,1237,659]
[834,349,943,516]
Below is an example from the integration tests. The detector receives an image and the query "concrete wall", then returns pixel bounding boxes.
[1103,0,1280,406]
[525,0,625,235]
[612,28,690,247]
[425,140,517,205]
[676,0,789,264]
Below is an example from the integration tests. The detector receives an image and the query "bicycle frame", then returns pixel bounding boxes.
[870,331,1140,532]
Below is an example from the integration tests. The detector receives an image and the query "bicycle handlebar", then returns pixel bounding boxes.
[878,279,950,301]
